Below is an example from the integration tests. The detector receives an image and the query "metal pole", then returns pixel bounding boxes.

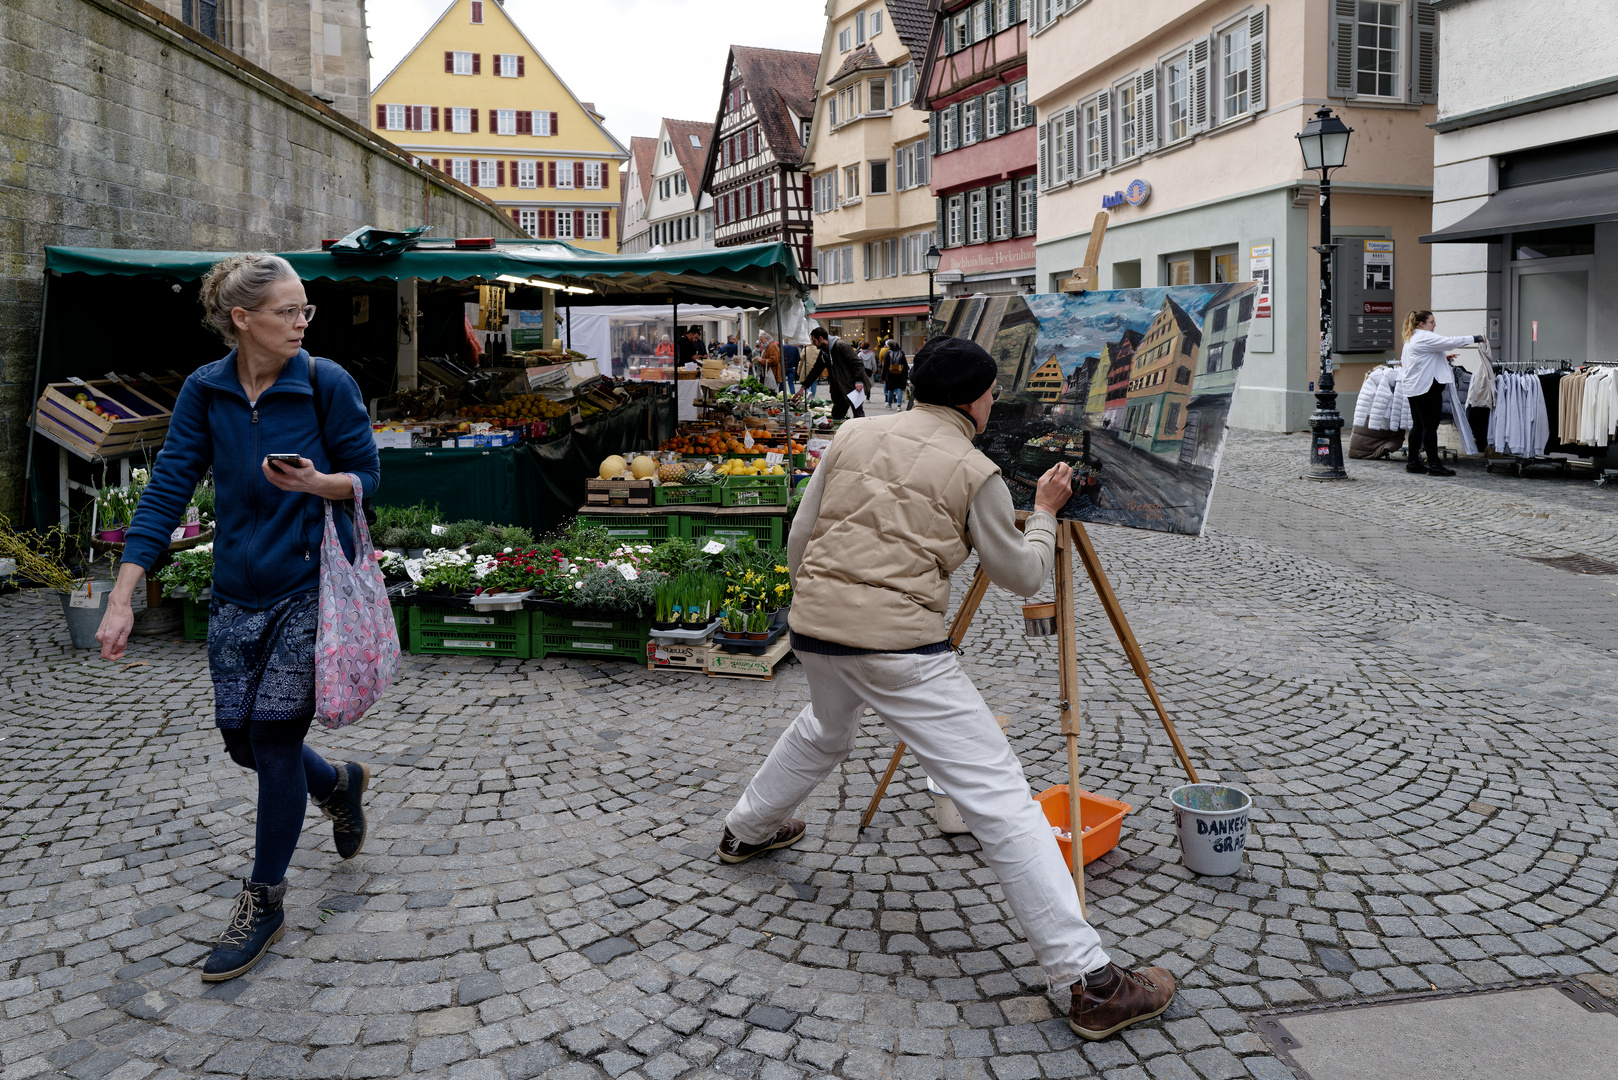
[23,270,51,528]
[1306,170,1348,480]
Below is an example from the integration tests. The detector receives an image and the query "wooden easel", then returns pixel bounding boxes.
[857,516,1201,914]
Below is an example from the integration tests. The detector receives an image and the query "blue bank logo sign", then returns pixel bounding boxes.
[1102,179,1152,209]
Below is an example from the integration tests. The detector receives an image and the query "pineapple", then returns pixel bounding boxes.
[657,462,688,484]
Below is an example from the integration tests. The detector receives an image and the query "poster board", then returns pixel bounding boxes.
[939,284,1258,536]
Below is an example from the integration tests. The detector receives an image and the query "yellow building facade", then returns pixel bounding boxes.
[1026,355,1064,402]
[371,0,627,249]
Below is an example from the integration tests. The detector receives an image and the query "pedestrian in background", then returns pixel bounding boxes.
[883,339,909,407]
[801,338,821,401]
[97,253,378,982]
[858,340,877,385]
[1400,309,1481,477]
[783,340,800,396]
[803,327,866,420]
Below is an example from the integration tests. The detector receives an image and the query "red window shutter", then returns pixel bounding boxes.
[431,106,440,131]
[492,54,501,77]
[517,56,525,77]
[471,0,482,22]
[444,51,453,73]
[548,161,556,187]
[602,209,610,238]
[511,160,519,185]
[497,161,506,186]
[517,110,529,135]
[431,158,440,170]
[545,210,555,237]
[472,53,481,75]
[470,160,479,186]
[488,109,496,133]
[471,109,478,133]
[744,186,751,217]
[574,162,584,189]
[550,112,558,136]
[511,210,520,224]
[375,104,385,127]
[574,210,584,239]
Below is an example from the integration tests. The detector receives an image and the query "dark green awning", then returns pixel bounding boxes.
[44,240,804,305]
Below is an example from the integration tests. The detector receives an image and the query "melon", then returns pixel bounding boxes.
[630,455,658,479]
[599,454,628,480]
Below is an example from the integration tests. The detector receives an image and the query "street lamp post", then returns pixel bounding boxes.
[1295,106,1354,481]
[925,244,942,336]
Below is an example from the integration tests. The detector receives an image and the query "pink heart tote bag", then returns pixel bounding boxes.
[314,476,401,729]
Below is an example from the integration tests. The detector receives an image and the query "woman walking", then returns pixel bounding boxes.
[1399,309,1481,477]
[882,339,909,408]
[97,254,381,981]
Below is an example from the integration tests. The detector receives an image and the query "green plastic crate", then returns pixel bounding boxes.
[534,628,648,662]
[576,513,674,541]
[409,604,532,658]
[681,514,785,548]
[393,603,409,654]
[720,475,789,507]
[183,599,208,641]
[652,484,721,506]
[535,609,650,636]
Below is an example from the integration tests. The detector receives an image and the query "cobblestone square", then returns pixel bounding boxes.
[2,430,1616,1080]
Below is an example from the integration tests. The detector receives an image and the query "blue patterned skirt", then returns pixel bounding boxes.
[207,589,318,728]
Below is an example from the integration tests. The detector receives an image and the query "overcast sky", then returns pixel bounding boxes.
[369,0,828,157]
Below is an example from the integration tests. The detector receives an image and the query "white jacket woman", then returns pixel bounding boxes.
[1400,325,1478,398]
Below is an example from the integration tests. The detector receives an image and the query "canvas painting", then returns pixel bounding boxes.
[935,284,1258,536]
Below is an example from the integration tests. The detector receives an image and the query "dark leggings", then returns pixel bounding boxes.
[221,718,339,885]
[1408,385,1444,466]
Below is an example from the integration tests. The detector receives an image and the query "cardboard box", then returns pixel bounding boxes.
[705,637,792,679]
[586,478,654,506]
[646,640,708,671]
[373,430,414,449]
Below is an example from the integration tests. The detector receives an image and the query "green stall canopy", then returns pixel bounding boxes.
[43,239,806,307]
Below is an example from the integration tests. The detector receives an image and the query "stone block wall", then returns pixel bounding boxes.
[0,0,522,520]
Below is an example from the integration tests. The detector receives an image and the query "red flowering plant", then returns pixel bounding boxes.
[472,547,556,596]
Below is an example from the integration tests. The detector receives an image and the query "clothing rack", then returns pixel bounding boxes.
[1484,361,1617,480]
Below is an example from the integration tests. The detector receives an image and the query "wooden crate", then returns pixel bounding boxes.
[705,636,792,680]
[586,478,653,506]
[34,379,172,458]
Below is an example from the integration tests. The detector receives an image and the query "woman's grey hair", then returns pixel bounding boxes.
[198,254,298,345]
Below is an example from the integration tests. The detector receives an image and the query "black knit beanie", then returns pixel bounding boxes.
[910,336,998,406]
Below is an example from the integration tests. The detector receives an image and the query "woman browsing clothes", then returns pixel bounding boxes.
[1399,309,1482,476]
[96,254,381,981]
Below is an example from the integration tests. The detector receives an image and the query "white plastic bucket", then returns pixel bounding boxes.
[926,775,970,834]
[1169,784,1252,876]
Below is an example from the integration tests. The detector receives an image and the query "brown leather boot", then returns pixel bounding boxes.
[717,819,806,864]
[1068,962,1176,1040]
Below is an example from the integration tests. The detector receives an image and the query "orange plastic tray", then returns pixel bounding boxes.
[1034,785,1133,868]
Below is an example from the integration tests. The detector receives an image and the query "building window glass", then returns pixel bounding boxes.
[868,78,887,113]
[940,107,957,151]
[1165,55,1189,141]
[555,161,574,189]
[584,212,603,240]
[1220,21,1251,118]
[953,12,969,50]
[447,107,468,133]
[947,194,965,247]
[1016,176,1037,235]
[991,183,1011,240]
[497,109,516,136]
[968,188,986,243]
[1116,81,1137,161]
[519,209,538,238]
[869,160,889,195]
[897,62,916,104]
[973,1,989,40]
[1356,1,1402,98]
[839,27,852,52]
[1206,342,1225,372]
[1010,80,1030,128]
[450,159,471,185]
[1083,100,1103,174]
[555,211,574,239]
[385,104,406,130]
[843,164,861,199]
[452,51,473,76]
[964,97,983,144]
[477,159,498,188]
[497,53,520,77]
[585,162,605,190]
[517,160,537,188]
[871,10,883,35]
[813,172,834,212]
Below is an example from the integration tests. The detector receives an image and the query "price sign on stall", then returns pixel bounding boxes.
[743,429,754,449]
[764,452,784,468]
[569,407,583,428]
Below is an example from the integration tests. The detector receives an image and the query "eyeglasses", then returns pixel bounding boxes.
[990,384,1002,400]
[246,304,316,325]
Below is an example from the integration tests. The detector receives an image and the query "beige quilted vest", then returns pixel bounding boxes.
[790,405,999,650]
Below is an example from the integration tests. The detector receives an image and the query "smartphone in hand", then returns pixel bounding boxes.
[266,453,303,474]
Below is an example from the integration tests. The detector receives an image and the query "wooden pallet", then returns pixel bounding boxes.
[705,636,792,680]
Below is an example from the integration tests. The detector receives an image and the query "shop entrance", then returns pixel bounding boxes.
[1512,258,1592,365]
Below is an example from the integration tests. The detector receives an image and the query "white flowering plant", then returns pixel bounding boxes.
[156,542,213,598]
[417,547,474,592]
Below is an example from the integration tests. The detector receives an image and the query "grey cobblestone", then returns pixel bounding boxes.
[0,429,1616,1080]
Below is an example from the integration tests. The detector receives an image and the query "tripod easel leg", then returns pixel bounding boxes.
[1055,522,1086,913]
[1069,522,1200,784]
[859,566,992,830]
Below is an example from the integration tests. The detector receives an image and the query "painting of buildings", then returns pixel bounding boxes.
[936,284,1255,536]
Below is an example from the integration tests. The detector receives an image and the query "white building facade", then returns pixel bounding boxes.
[645,119,716,252]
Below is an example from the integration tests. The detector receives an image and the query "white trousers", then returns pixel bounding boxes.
[726,648,1110,989]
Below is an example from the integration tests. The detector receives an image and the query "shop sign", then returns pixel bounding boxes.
[1101,179,1151,209]
[1249,244,1273,318]
[1363,301,1393,314]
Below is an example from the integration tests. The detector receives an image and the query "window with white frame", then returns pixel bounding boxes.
[996,0,1020,29]
[870,9,883,35]
[953,12,969,50]
[1164,54,1190,142]
[497,109,516,136]
[801,118,811,145]
[973,1,990,40]
[869,159,889,195]
[856,10,866,45]
[843,164,860,200]
[838,27,852,52]
[895,62,916,107]
[555,211,573,239]
[1083,98,1105,175]
[939,106,957,152]
[1114,80,1137,162]
[536,111,552,136]
[385,104,405,130]
[868,78,887,113]
[1220,19,1251,118]
[986,90,1002,137]
[895,139,929,190]
[836,84,860,125]
[967,188,987,244]
[840,245,854,282]
[584,211,603,240]
[517,160,537,188]
[992,183,1012,240]
[812,172,835,213]
[497,54,520,77]
[519,209,538,238]
[946,194,965,247]
[452,51,473,75]
[584,162,604,190]
[1355,1,1401,97]
[449,158,471,184]
[675,172,686,195]
[555,161,574,188]
[899,230,934,275]
[477,160,498,188]
[1016,176,1037,235]
[1010,80,1030,128]
[963,97,983,145]
[862,239,898,280]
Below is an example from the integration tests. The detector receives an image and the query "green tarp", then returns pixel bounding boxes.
[43,240,804,306]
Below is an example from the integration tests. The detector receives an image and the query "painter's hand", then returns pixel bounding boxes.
[1035,463,1074,516]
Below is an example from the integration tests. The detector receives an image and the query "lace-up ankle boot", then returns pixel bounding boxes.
[1068,962,1176,1040]
[200,879,286,982]
[313,762,370,860]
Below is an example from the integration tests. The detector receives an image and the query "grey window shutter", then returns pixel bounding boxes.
[929,111,938,155]
[937,196,948,247]
[1094,92,1111,170]
[996,86,1011,135]
[1063,107,1078,181]
[1328,0,1358,99]
[950,102,963,149]
[1037,120,1048,189]
[1189,37,1212,131]
[1248,6,1267,113]
[1136,67,1158,153]
[1410,2,1439,103]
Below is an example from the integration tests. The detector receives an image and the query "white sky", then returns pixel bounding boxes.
[369,0,829,159]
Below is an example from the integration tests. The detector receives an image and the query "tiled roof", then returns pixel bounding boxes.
[662,118,714,195]
[731,46,819,166]
[828,44,885,84]
[885,0,935,60]
[629,136,657,204]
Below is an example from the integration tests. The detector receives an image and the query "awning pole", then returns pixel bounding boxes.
[772,261,788,485]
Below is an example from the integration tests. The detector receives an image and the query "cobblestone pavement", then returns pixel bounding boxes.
[2,428,1616,1080]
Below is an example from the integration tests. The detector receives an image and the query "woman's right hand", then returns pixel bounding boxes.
[96,597,135,661]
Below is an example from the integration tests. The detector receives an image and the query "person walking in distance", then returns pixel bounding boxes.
[1400,309,1481,476]
[800,338,822,401]
[802,327,867,420]
[96,254,379,982]
[882,338,909,408]
[718,336,1176,1041]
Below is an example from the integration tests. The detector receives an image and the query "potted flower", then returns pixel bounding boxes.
[651,576,679,631]
[0,515,107,649]
[720,606,747,638]
[93,483,138,543]
[744,606,771,641]
[156,543,214,601]
[418,548,473,597]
